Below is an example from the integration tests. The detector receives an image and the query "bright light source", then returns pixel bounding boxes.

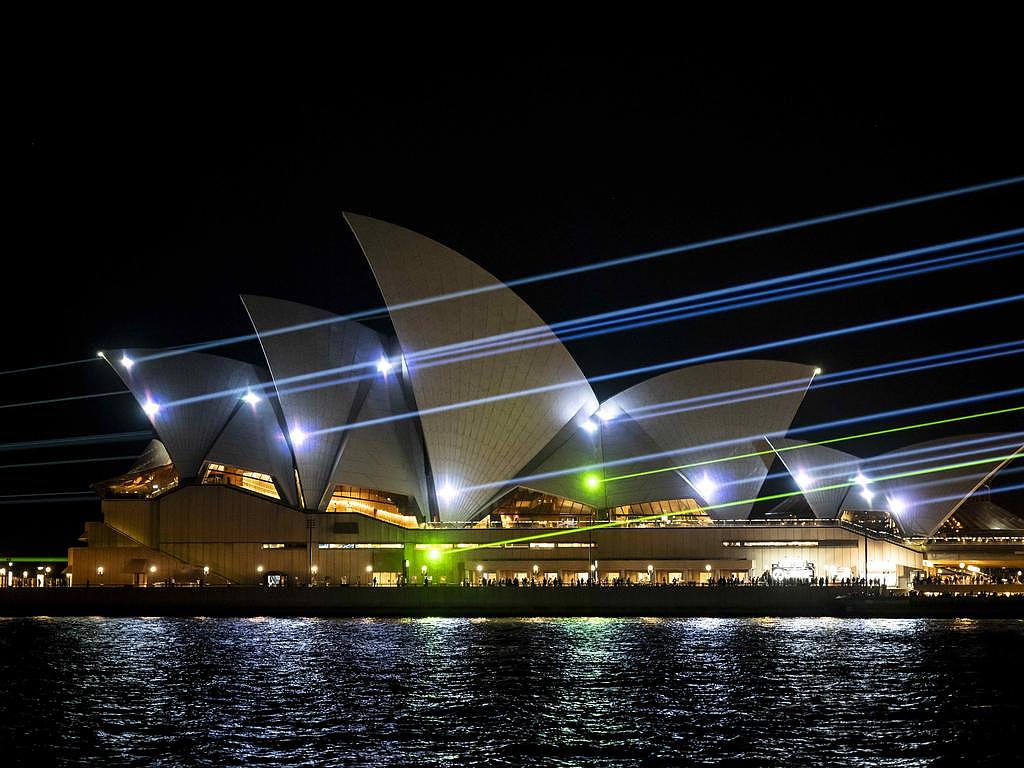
[966,564,981,573]
[96,351,106,359]
[860,488,875,503]
[705,564,712,572]
[242,390,261,406]
[428,549,440,560]
[289,427,307,447]
[694,474,717,501]
[813,367,823,376]
[584,474,601,491]
[376,356,394,375]
[959,562,966,569]
[142,398,160,417]
[887,496,907,515]
[794,470,813,490]
[853,472,871,487]
[476,564,483,572]
[595,403,619,422]
[365,565,373,573]
[438,483,458,504]
[120,353,134,370]
[257,565,264,573]
[581,418,599,434]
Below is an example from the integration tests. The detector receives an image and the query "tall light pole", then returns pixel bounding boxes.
[306,517,316,584]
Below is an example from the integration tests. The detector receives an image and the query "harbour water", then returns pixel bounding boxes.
[1,617,1021,765]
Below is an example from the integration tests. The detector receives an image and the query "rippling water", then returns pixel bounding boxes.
[1,617,1021,766]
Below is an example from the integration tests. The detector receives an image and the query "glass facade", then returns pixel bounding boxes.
[94,463,180,499]
[327,485,418,528]
[202,463,280,499]
[482,487,597,528]
[609,498,711,525]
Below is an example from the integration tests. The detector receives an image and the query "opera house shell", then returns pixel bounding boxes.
[67,216,1022,587]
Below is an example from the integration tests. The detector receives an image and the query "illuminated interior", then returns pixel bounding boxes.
[609,498,711,525]
[202,463,280,500]
[327,484,419,528]
[839,508,903,537]
[94,463,180,499]
[482,487,597,528]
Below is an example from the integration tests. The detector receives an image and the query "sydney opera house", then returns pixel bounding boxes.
[67,215,1024,589]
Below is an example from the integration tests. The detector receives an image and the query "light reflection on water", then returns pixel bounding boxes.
[0,617,1021,766]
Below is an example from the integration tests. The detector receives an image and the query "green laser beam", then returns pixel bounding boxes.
[603,404,1024,483]
[443,453,1023,555]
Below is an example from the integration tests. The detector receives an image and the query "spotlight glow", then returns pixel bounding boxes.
[694,473,717,501]
[853,472,871,486]
[794,470,813,489]
[813,367,823,375]
[289,427,307,447]
[141,398,160,417]
[860,487,875,503]
[887,496,907,515]
[581,418,599,434]
[241,390,261,406]
[595,403,620,422]
[120,353,134,370]
[584,474,601,491]
[438,483,458,504]
[376,356,394,375]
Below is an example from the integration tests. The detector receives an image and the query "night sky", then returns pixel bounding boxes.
[4,48,1023,555]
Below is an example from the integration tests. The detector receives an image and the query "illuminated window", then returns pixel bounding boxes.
[483,487,597,528]
[609,498,710,525]
[318,543,403,549]
[327,485,419,528]
[202,463,280,500]
[94,462,180,499]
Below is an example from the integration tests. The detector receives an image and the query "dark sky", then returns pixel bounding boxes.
[3,47,1023,555]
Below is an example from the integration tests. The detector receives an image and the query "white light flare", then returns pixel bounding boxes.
[438,483,458,505]
[694,473,717,502]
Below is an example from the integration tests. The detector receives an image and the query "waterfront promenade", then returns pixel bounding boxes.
[3,584,1024,618]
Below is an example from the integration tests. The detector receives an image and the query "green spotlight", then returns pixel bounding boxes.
[428,548,440,560]
[584,474,602,491]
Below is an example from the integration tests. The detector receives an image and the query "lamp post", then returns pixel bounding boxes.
[476,563,483,585]
[365,564,373,586]
[96,565,104,585]
[647,563,654,585]
[305,518,317,583]
[421,564,428,585]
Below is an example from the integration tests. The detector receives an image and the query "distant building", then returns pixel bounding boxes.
[67,216,1023,589]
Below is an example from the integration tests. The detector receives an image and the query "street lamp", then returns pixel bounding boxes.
[476,563,483,584]
[647,564,654,584]
[365,564,373,585]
